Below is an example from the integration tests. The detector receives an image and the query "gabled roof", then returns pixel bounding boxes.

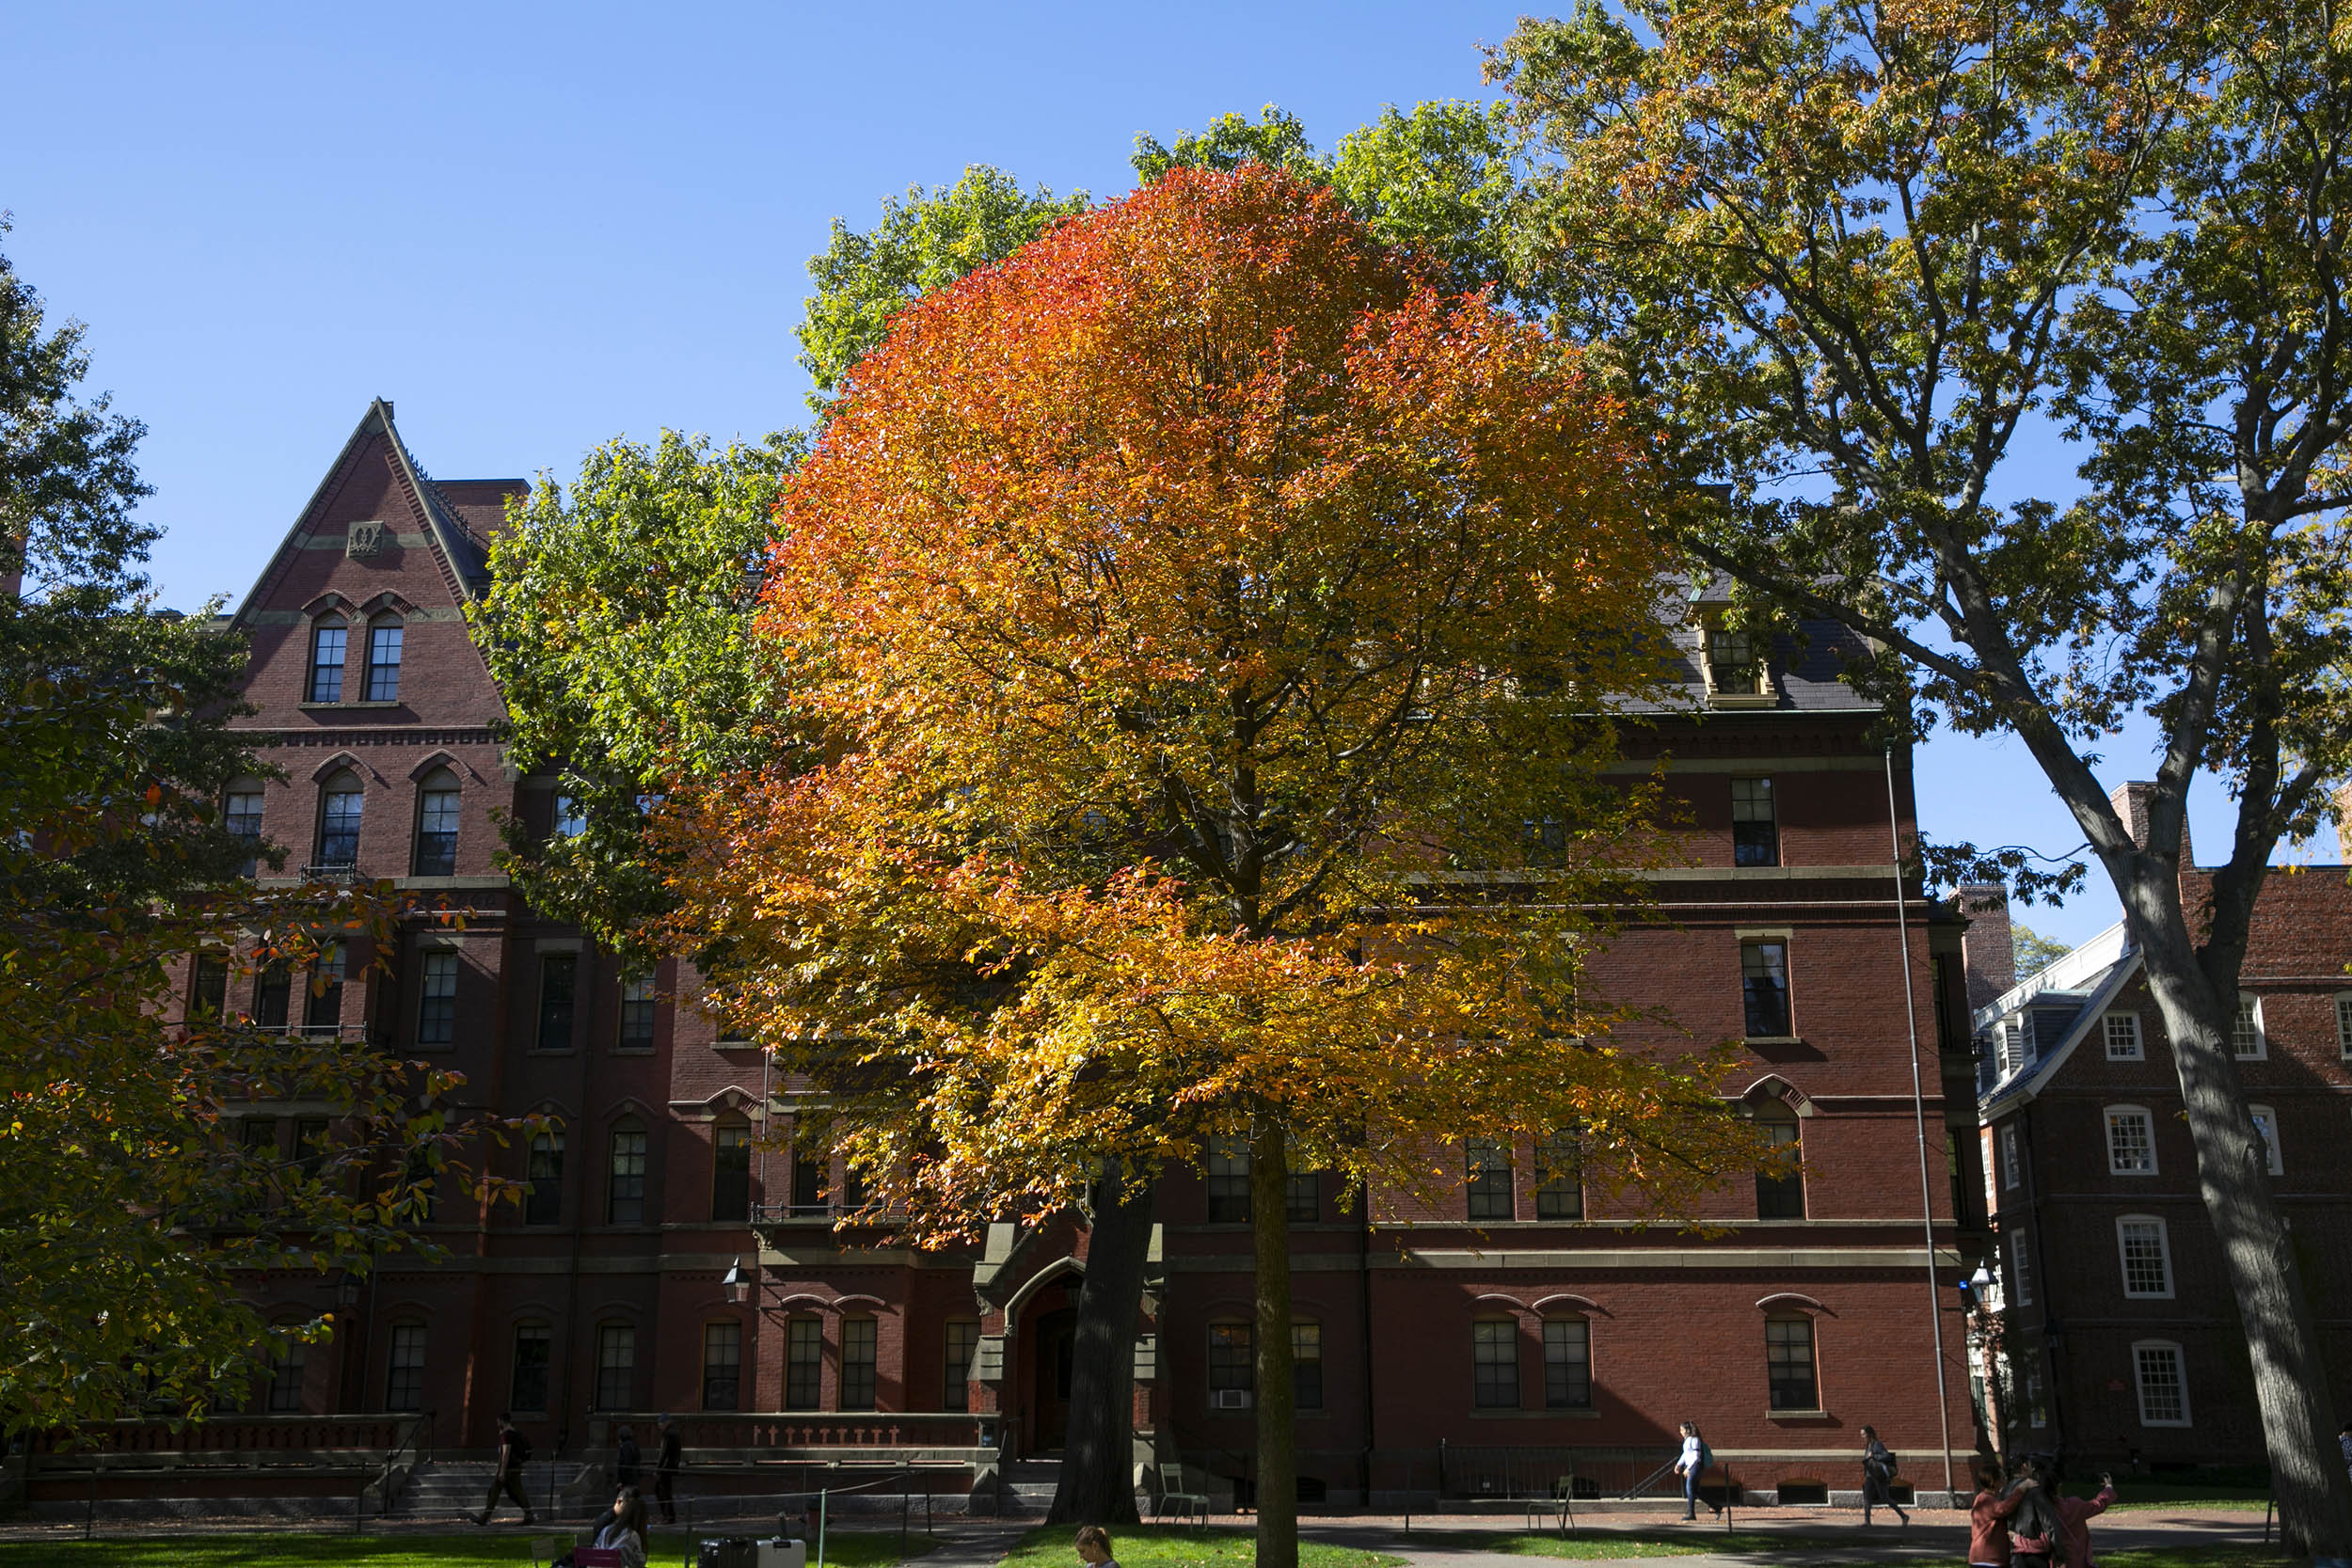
[229,399,517,630]
[1975,922,2142,1118]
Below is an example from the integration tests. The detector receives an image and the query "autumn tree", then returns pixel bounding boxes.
[660,166,1764,1560]
[0,225,466,1433]
[1497,0,2352,1545]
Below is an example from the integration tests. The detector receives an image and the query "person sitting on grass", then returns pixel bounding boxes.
[1075,1524,1118,1568]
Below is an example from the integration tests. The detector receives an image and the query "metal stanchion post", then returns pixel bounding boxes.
[817,1487,829,1568]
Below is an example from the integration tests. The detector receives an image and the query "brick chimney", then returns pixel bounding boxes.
[1959,882,2016,1012]
[2108,780,2192,863]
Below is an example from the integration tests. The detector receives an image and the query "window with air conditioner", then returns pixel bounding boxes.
[1207,1322,1253,1409]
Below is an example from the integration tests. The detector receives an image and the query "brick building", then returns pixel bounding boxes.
[1971,788,2352,1464]
[178,404,1982,1508]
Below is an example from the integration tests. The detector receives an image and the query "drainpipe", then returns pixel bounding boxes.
[1357,1180,1376,1508]
[1885,745,1957,1499]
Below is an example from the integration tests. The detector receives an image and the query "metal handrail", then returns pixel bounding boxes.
[357,1408,433,1535]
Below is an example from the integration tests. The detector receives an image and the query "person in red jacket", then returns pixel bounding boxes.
[2053,1470,2119,1568]
[1969,1460,2026,1567]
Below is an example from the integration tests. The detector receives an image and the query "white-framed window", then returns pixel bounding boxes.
[2105,1011,2144,1061]
[2233,994,2266,1059]
[2133,1340,2191,1426]
[2336,992,2352,1059]
[2118,1215,2174,1298]
[2106,1106,2157,1175]
[2249,1104,2282,1175]
[2000,1124,2022,1191]
[2010,1229,2034,1306]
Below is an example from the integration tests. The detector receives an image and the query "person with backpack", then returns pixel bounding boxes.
[1860,1425,1909,1526]
[1674,1421,1718,1520]
[473,1412,537,1528]
[1969,1459,2026,1567]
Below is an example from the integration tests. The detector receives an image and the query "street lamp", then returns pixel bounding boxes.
[722,1258,750,1306]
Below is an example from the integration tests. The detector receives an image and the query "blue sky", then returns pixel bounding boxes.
[8,1,2326,950]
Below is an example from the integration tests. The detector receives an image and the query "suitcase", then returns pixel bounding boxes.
[698,1541,760,1568]
[756,1543,808,1568]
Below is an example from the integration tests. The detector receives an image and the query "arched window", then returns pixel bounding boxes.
[1543,1316,1593,1410]
[711,1119,752,1223]
[608,1118,648,1224]
[413,770,460,876]
[1471,1318,1520,1409]
[314,772,363,872]
[525,1131,564,1226]
[364,617,404,702]
[785,1318,822,1410]
[706,1321,747,1411]
[307,619,348,704]
[595,1322,636,1411]
[264,1336,307,1414]
[1764,1314,1818,1412]
[511,1321,551,1413]
[384,1322,426,1411]
[225,779,266,877]
[1207,1321,1253,1403]
[1754,1100,1804,1219]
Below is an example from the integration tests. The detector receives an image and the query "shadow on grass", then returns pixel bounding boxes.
[0,1528,931,1568]
[1002,1524,1402,1568]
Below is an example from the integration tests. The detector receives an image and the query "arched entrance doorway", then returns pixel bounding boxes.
[1012,1269,1083,1455]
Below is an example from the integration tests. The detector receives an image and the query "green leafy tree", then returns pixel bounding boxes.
[1496,0,2352,1544]
[1132,103,1327,183]
[0,226,469,1434]
[796,166,1088,415]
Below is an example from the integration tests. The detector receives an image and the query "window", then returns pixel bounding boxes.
[835,1318,873,1411]
[1998,1020,2024,1074]
[384,1323,426,1412]
[552,793,586,840]
[2134,1341,2190,1426]
[226,790,265,876]
[413,777,459,876]
[785,1318,822,1410]
[263,1339,306,1414]
[1543,1318,1593,1410]
[1207,1323,1253,1395]
[536,954,579,1052]
[1703,623,1764,696]
[303,944,344,1034]
[2010,1230,2035,1306]
[790,1154,824,1215]
[418,951,457,1045]
[294,1118,328,1184]
[363,622,403,702]
[619,974,657,1050]
[712,1123,753,1223]
[1286,1168,1318,1225]
[2105,1012,2144,1060]
[1741,941,1790,1037]
[2338,993,2352,1058]
[1999,1124,2022,1191]
[525,1132,564,1227]
[2119,1216,2173,1297]
[943,1321,979,1413]
[701,1316,739,1419]
[1292,1321,1324,1410]
[596,1323,636,1411]
[1535,1131,1583,1220]
[608,1120,647,1224]
[253,961,292,1029]
[242,1115,279,1157]
[2233,994,2265,1059]
[316,777,363,869]
[1466,1137,1514,1221]
[1755,1101,1804,1219]
[1765,1316,1818,1412]
[511,1323,551,1413]
[308,623,346,704]
[1731,778,1779,866]
[1206,1136,1250,1223]
[2106,1106,2157,1175]
[191,953,230,1020]
[2249,1104,2282,1175]
[1472,1318,1520,1409]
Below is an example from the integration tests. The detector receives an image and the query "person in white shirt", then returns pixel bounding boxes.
[1674,1421,1716,1520]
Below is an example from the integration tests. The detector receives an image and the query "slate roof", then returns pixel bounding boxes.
[1971,920,2141,1117]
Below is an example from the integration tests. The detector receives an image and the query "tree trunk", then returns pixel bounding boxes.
[1046,1167,1154,1526]
[1250,1111,1298,1568]
[2133,930,2352,1557]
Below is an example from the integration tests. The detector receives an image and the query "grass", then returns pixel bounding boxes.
[1003,1525,1400,1568]
[2099,1551,2291,1568]
[0,1528,930,1568]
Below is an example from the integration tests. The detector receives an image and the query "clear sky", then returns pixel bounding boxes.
[8,1,2329,952]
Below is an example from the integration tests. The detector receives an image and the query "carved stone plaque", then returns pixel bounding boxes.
[344,520,387,558]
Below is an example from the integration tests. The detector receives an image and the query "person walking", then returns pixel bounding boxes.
[1969,1459,2025,1568]
[653,1413,683,1527]
[2052,1469,2119,1568]
[614,1424,642,1490]
[473,1413,537,1528]
[1860,1425,1909,1526]
[1673,1422,1717,1521]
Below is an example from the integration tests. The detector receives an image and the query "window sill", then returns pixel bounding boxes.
[1768,1409,1833,1421]
[1742,1036,1805,1047]
[612,1046,657,1057]
[1706,691,1780,709]
[298,700,406,710]
[1470,1408,1600,1419]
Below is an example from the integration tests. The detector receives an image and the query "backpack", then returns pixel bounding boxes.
[509,1429,533,1465]
[1697,1440,1713,1472]
[1868,1446,1898,1479]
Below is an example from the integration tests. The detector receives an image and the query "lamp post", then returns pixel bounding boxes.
[1956,1266,2006,1459]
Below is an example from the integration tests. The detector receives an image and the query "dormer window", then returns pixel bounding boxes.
[365,620,403,702]
[1701,621,1773,705]
[308,623,347,704]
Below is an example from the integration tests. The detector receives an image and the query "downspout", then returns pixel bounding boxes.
[1357,1182,1375,1508]
[1885,745,1957,1499]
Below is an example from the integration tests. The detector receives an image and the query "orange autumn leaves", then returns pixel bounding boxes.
[658,166,1762,1238]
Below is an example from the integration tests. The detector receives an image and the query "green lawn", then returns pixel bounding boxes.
[0,1528,930,1568]
[1002,1525,1399,1568]
[2099,1551,2290,1568]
